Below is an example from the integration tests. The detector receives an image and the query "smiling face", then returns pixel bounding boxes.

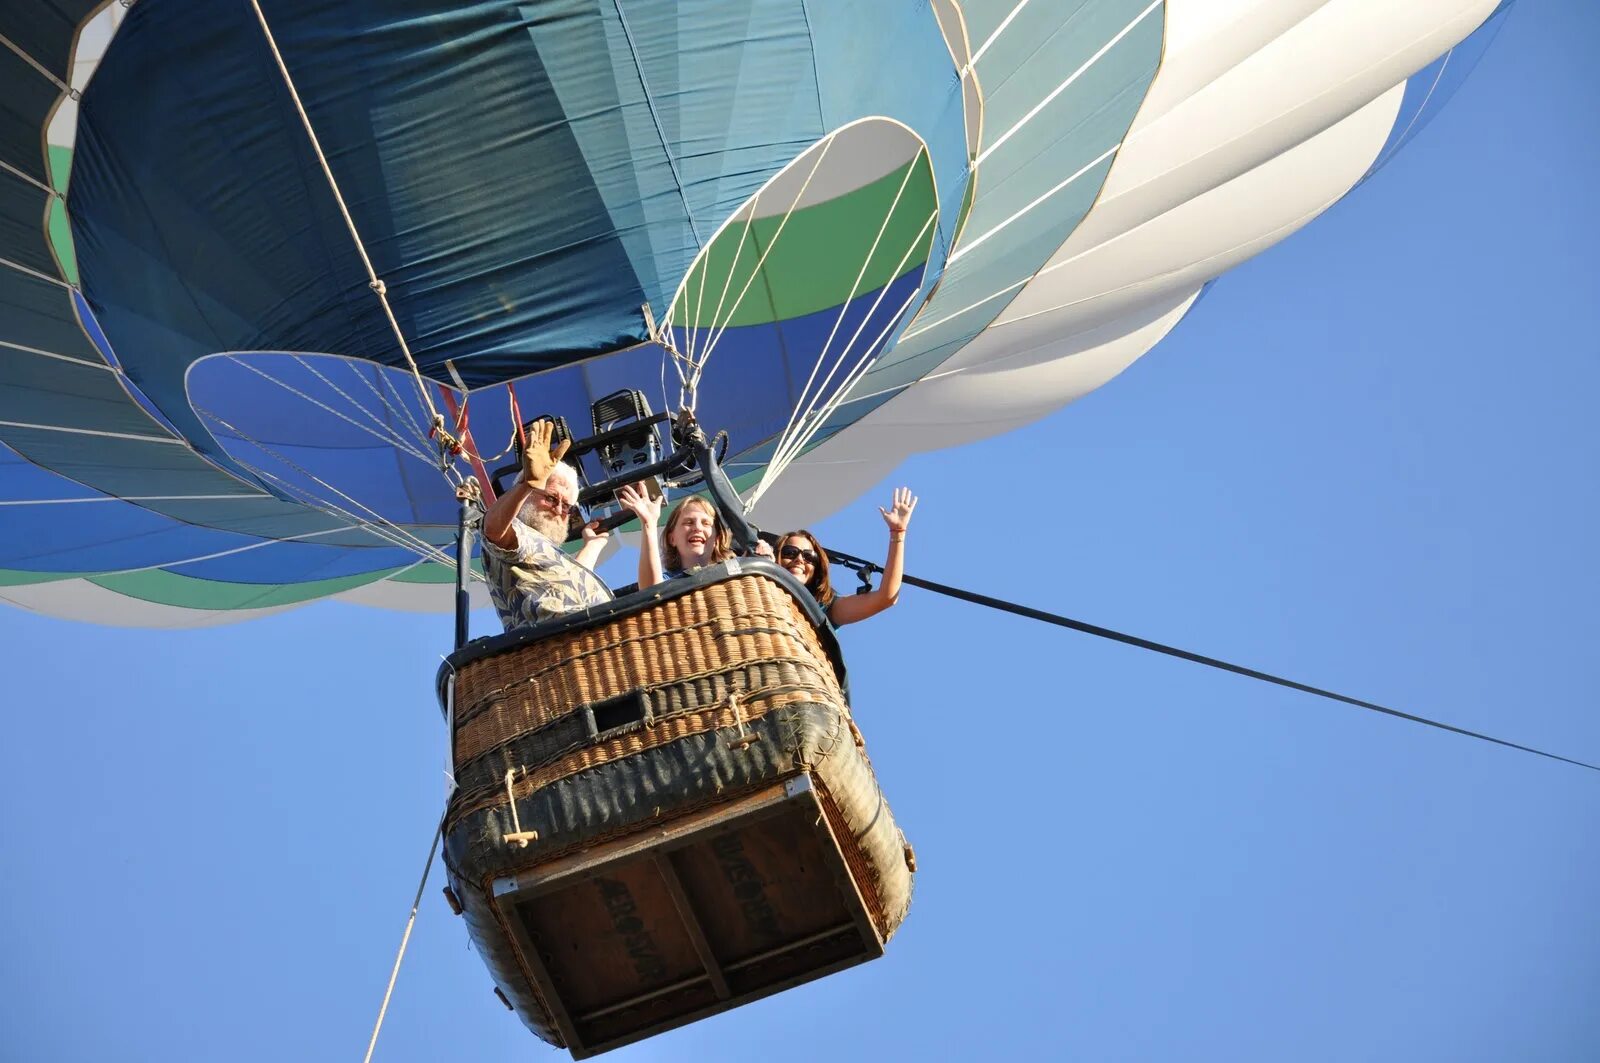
[666,498,719,569]
[777,534,817,583]
[776,530,832,606]
[519,464,578,541]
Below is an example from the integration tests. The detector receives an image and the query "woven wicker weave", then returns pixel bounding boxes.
[451,576,843,778]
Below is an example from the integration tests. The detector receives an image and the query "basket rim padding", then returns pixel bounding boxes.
[437,559,848,710]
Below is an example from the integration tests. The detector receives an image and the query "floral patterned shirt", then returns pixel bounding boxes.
[481,519,612,632]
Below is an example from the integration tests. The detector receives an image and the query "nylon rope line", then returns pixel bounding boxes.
[962,0,1031,77]
[949,141,1120,264]
[691,134,837,377]
[686,210,712,371]
[0,494,269,506]
[194,405,466,571]
[644,299,695,408]
[895,140,1123,346]
[0,157,61,198]
[368,356,436,446]
[755,246,929,504]
[0,339,118,368]
[227,356,439,467]
[981,186,1350,333]
[19,523,365,581]
[246,0,447,437]
[746,281,924,508]
[610,0,704,249]
[898,272,1027,342]
[757,152,927,486]
[825,550,1600,775]
[219,452,462,572]
[766,277,923,476]
[754,206,937,501]
[228,454,471,577]
[0,254,74,288]
[687,134,838,392]
[338,357,440,462]
[0,30,76,97]
[690,198,759,374]
[762,151,927,455]
[293,354,438,457]
[746,285,922,509]
[0,417,183,443]
[972,0,1160,169]
[360,810,448,1063]
[1367,49,1453,178]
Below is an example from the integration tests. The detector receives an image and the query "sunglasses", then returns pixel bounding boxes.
[779,543,819,566]
[534,488,573,516]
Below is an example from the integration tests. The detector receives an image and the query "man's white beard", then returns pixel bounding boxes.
[520,500,567,542]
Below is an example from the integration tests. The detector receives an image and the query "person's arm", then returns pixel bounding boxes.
[573,520,610,570]
[828,487,917,627]
[617,483,665,589]
[483,420,568,549]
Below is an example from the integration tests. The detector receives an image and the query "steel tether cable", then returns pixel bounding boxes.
[824,547,1598,774]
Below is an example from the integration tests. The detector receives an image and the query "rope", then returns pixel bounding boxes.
[0,157,61,197]
[679,134,838,393]
[360,811,446,1063]
[292,354,437,456]
[0,255,74,288]
[368,358,435,446]
[745,281,922,509]
[0,30,76,97]
[963,0,1031,76]
[229,356,437,466]
[747,205,937,508]
[688,200,756,370]
[246,0,447,440]
[823,548,1600,775]
[195,405,467,571]
[761,153,928,479]
[970,0,1159,169]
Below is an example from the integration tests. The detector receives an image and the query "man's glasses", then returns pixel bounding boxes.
[780,544,819,566]
[535,488,573,516]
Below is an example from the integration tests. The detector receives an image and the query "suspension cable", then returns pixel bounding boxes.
[360,811,447,1063]
[246,0,452,447]
[824,548,1599,774]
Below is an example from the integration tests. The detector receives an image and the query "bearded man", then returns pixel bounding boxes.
[481,419,613,632]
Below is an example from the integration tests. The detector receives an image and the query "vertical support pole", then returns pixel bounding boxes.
[455,486,480,651]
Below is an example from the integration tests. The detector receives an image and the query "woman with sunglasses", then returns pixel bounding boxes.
[776,486,917,627]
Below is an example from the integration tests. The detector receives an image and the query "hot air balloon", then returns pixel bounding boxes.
[0,0,1518,1056]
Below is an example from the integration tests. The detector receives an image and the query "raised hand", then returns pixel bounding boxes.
[879,486,917,536]
[521,419,570,489]
[616,482,663,528]
[581,520,610,545]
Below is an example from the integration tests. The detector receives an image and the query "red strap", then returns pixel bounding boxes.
[438,385,496,504]
[507,383,526,454]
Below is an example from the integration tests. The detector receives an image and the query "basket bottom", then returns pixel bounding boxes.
[487,774,883,1058]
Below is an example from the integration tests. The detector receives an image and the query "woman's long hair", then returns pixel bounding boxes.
[661,496,733,571]
[777,529,834,610]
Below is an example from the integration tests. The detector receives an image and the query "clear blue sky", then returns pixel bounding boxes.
[3,5,1596,1061]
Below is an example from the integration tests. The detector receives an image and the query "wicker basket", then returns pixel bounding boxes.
[438,563,913,1055]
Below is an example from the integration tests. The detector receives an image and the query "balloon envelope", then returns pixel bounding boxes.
[0,0,1512,625]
